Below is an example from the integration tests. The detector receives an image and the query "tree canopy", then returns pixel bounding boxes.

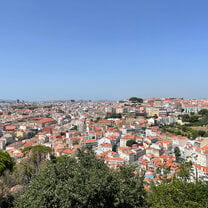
[174,146,181,162]
[129,97,143,103]
[14,149,148,208]
[126,139,138,147]
[0,151,14,176]
[148,179,208,208]
[198,109,208,116]
[0,147,208,208]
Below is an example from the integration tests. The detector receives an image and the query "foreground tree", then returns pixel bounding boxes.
[148,179,208,208]
[14,149,148,208]
[0,146,52,208]
[21,145,52,175]
[11,145,52,185]
[0,151,15,208]
[0,151,14,176]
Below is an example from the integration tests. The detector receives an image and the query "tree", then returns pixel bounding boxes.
[153,114,158,119]
[25,132,35,139]
[0,151,14,176]
[0,152,15,208]
[148,179,208,208]
[0,193,14,208]
[14,149,148,208]
[70,125,78,131]
[176,161,193,182]
[174,146,181,162]
[21,145,52,175]
[106,113,122,119]
[181,114,190,122]
[198,109,208,116]
[197,130,206,137]
[60,132,66,136]
[7,145,53,186]
[129,97,143,103]
[126,139,138,147]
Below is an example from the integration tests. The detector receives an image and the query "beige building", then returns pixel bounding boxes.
[146,108,159,117]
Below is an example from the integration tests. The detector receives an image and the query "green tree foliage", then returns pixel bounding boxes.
[148,179,208,208]
[106,113,122,119]
[129,97,143,103]
[161,123,208,139]
[0,151,14,176]
[70,125,78,131]
[21,145,52,175]
[198,109,208,116]
[174,147,181,162]
[0,146,52,201]
[0,193,14,208]
[3,145,53,186]
[176,162,193,182]
[180,111,208,126]
[25,131,36,139]
[14,149,148,208]
[126,139,138,147]
[0,152,15,208]
[60,132,66,136]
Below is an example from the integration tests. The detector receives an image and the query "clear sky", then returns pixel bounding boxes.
[0,0,208,101]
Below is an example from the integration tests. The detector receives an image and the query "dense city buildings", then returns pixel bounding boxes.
[1,97,208,186]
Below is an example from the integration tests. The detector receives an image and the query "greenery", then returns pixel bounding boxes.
[198,109,208,116]
[25,131,36,139]
[0,193,14,208]
[129,97,143,103]
[27,106,38,110]
[148,161,208,208]
[174,146,181,162]
[43,105,53,109]
[70,125,78,131]
[0,151,14,176]
[106,113,122,119]
[179,110,208,126]
[126,139,138,147]
[17,145,52,183]
[161,123,208,139]
[149,179,208,208]
[1,147,208,207]
[60,132,66,136]
[0,145,53,208]
[14,148,148,208]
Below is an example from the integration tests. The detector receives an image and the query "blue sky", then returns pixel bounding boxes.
[0,0,208,101]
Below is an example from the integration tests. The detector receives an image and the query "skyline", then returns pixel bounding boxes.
[1,97,208,103]
[0,0,208,101]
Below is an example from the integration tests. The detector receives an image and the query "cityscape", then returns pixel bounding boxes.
[1,97,208,206]
[1,0,208,207]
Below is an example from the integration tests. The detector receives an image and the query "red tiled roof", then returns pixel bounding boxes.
[122,135,135,139]
[37,118,56,124]
[83,139,97,143]
[101,143,111,147]
[5,126,17,131]
[62,149,74,154]
[98,119,111,124]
